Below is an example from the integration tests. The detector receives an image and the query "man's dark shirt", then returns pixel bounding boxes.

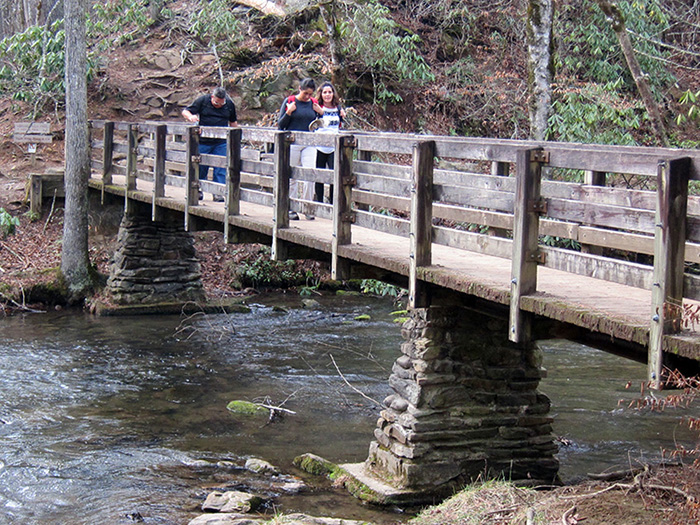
[184,95,237,144]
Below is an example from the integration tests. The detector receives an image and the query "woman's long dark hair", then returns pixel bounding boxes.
[317,81,341,107]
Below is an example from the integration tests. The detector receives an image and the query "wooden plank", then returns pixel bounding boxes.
[272,131,291,261]
[225,128,242,242]
[649,157,691,388]
[152,124,166,221]
[124,124,138,214]
[355,210,410,237]
[509,148,544,343]
[240,187,273,207]
[354,172,410,196]
[102,121,115,203]
[432,225,512,259]
[353,190,410,213]
[13,122,52,143]
[332,134,355,279]
[184,126,200,231]
[30,174,42,215]
[541,245,653,289]
[410,140,435,308]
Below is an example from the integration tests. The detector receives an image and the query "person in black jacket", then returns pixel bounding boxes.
[277,78,323,219]
[182,87,238,201]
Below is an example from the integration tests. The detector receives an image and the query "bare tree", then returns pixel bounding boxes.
[595,0,669,146]
[62,0,94,302]
[318,0,346,90]
[527,0,554,141]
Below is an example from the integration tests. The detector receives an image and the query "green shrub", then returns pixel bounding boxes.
[0,208,19,237]
[0,21,70,115]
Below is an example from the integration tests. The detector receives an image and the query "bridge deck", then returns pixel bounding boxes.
[92,173,697,363]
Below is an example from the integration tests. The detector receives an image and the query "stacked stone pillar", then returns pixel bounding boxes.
[366,306,559,492]
[106,212,205,305]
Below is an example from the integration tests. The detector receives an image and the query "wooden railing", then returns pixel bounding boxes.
[88,120,700,385]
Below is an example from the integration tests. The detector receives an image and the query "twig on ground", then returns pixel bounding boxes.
[562,505,578,524]
[43,189,57,233]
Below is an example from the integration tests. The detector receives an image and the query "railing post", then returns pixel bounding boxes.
[491,161,510,176]
[584,170,606,186]
[152,124,167,222]
[224,128,242,243]
[101,121,114,204]
[332,134,355,280]
[124,124,138,214]
[581,170,607,255]
[649,157,690,389]
[184,125,200,231]
[409,140,435,308]
[272,131,291,261]
[509,147,547,343]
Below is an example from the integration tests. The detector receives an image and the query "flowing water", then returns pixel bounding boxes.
[0,294,696,524]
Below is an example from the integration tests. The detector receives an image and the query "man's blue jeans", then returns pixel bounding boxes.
[199,141,227,184]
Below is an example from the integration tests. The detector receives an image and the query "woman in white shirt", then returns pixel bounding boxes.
[313,82,347,203]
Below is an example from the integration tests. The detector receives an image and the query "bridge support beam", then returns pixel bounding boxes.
[105,208,206,305]
[343,306,559,504]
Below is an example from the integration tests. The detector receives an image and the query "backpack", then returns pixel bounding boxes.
[288,95,318,105]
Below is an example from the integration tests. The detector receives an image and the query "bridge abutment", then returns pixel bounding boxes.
[344,306,559,503]
[105,211,206,305]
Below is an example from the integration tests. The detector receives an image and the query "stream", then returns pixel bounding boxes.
[0,293,695,524]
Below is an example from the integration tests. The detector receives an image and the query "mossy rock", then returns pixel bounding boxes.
[336,290,360,296]
[226,400,269,416]
[293,453,342,478]
[354,314,371,321]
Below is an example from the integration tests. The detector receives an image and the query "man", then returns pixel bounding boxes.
[182,87,238,202]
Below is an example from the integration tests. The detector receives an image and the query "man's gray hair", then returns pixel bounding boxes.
[213,87,227,99]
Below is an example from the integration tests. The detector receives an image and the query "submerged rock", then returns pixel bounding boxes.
[244,457,279,474]
[201,490,265,513]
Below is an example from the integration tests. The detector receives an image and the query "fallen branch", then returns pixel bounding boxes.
[329,353,381,406]
[562,505,577,525]
[43,189,57,234]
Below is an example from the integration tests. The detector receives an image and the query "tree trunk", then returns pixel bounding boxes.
[527,0,554,141]
[595,0,669,146]
[319,0,346,90]
[62,0,93,302]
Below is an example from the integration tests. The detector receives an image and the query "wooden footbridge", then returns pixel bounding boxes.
[86,120,700,387]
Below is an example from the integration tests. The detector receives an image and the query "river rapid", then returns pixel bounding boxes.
[0,293,695,524]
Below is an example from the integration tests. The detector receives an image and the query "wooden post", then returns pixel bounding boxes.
[30,174,43,216]
[152,124,166,222]
[649,157,690,389]
[272,131,291,261]
[509,147,547,343]
[332,134,355,280]
[581,170,607,255]
[409,140,435,308]
[184,125,200,231]
[491,161,510,176]
[101,121,114,204]
[224,128,242,243]
[124,124,138,214]
[584,170,606,186]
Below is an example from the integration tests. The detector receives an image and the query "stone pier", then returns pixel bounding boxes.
[343,306,559,503]
[105,212,205,305]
